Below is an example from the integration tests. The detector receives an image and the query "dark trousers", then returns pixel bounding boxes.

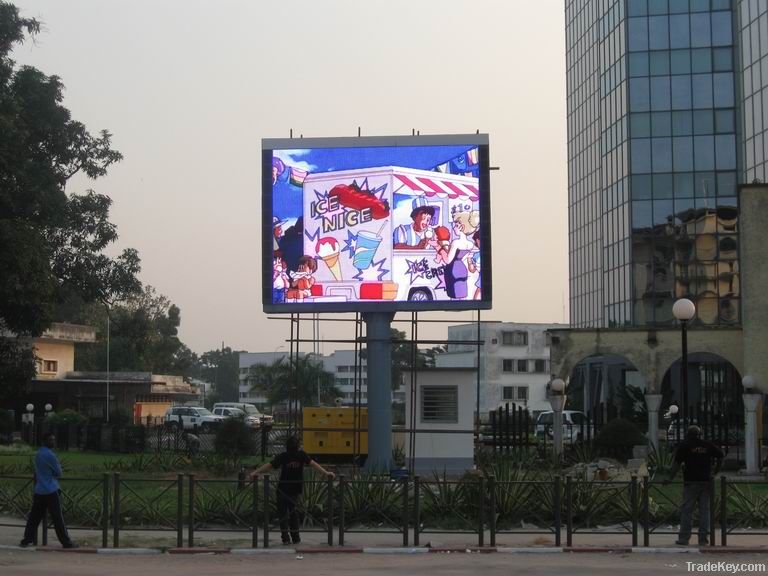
[277,491,300,542]
[679,482,711,543]
[23,491,72,546]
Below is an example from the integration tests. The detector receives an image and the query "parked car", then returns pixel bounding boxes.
[164,406,224,432]
[212,403,273,428]
[535,410,591,443]
[211,406,258,428]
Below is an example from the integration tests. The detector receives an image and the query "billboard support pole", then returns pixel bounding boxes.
[362,311,395,472]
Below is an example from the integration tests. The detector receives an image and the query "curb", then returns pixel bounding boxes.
[296,547,363,554]
[563,547,631,553]
[497,547,563,554]
[96,548,162,555]
[631,547,701,554]
[701,547,768,554]
[428,547,497,554]
[362,547,429,554]
[231,548,297,555]
[37,546,98,553]
[167,547,231,554]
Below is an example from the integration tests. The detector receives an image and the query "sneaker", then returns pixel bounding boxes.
[62,542,79,549]
[19,540,36,548]
[675,539,689,546]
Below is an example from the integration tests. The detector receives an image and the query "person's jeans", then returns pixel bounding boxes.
[679,481,711,543]
[276,491,300,542]
[22,491,73,546]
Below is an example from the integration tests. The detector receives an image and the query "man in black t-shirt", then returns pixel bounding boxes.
[251,436,335,545]
[664,425,724,546]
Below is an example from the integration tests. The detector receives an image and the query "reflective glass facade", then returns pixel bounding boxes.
[737,0,768,180]
[567,0,742,328]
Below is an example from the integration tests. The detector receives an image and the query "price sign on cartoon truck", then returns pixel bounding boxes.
[263,135,491,313]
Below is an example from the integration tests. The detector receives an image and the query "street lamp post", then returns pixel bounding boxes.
[672,298,696,426]
[741,376,762,475]
[106,308,110,423]
[668,404,680,442]
[549,378,567,459]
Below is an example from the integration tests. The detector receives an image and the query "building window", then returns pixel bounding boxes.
[534,359,548,373]
[502,359,514,372]
[239,392,248,399]
[501,331,528,346]
[421,386,458,423]
[42,360,58,373]
[502,386,529,403]
[545,332,552,346]
[517,360,528,373]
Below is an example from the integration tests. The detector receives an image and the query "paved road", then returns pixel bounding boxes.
[1,551,767,576]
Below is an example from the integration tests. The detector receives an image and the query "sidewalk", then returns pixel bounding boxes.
[2,516,767,552]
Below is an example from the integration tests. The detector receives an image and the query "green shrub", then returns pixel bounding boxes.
[214,418,255,461]
[108,407,132,426]
[593,418,645,461]
[46,409,87,426]
[0,410,13,435]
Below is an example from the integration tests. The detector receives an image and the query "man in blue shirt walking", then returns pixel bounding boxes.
[20,432,77,548]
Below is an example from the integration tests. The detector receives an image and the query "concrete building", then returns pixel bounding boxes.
[239,349,406,408]
[435,322,567,415]
[560,0,768,457]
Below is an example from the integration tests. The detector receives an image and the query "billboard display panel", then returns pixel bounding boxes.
[263,134,491,313]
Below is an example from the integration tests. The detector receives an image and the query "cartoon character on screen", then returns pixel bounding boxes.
[428,226,451,264]
[286,256,317,301]
[272,256,290,304]
[393,198,434,249]
[273,217,288,255]
[467,230,481,300]
[439,208,479,299]
[272,157,286,185]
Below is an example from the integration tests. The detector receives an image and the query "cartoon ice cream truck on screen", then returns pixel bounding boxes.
[300,166,480,304]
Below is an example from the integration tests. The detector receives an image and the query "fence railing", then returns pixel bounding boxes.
[2,474,768,548]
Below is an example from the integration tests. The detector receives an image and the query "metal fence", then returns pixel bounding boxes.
[2,474,767,548]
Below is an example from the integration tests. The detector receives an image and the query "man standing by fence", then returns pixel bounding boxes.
[250,435,335,545]
[664,425,723,546]
[20,432,77,548]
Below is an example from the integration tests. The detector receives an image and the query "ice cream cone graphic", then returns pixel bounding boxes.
[321,252,342,280]
[316,236,343,281]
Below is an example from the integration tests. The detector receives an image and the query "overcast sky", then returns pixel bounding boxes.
[12,0,569,355]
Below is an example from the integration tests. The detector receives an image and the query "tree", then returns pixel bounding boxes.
[198,347,241,402]
[360,328,430,390]
[0,3,140,400]
[75,286,193,375]
[248,356,341,408]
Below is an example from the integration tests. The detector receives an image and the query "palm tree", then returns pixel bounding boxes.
[248,355,341,408]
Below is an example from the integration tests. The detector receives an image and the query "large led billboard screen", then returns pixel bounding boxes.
[262,134,491,313]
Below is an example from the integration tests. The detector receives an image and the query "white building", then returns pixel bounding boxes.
[239,349,394,407]
[435,322,567,415]
[238,351,292,407]
[320,350,368,405]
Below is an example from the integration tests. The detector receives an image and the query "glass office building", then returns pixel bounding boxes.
[567,0,744,328]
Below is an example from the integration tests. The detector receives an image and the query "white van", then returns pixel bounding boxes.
[212,403,273,428]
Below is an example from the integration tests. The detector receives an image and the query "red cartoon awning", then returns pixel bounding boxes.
[394,174,479,202]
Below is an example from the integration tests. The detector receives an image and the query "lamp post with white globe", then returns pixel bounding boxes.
[549,378,567,458]
[672,298,696,426]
